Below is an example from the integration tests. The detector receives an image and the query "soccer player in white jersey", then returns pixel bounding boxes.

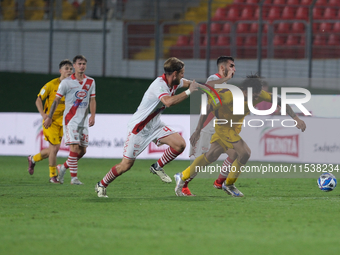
[95,57,205,198]
[44,55,96,185]
[184,56,238,196]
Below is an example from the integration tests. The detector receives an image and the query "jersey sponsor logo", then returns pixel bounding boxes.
[75,90,88,100]
[73,101,88,108]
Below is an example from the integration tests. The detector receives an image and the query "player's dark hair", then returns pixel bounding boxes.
[73,55,87,63]
[217,56,234,66]
[59,59,72,69]
[164,57,184,75]
[240,74,263,94]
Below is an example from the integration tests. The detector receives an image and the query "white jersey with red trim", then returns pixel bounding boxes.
[56,74,96,127]
[190,73,226,157]
[127,74,183,135]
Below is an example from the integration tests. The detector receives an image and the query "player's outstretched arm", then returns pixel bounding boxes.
[89,97,96,127]
[161,80,204,108]
[43,96,61,128]
[278,97,306,132]
[190,104,213,146]
[205,70,234,88]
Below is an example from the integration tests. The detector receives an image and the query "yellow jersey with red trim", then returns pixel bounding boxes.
[38,78,65,126]
[210,88,272,134]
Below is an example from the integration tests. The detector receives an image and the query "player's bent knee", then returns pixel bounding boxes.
[239,150,251,163]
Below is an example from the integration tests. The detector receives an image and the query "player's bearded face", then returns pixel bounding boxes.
[224,61,235,77]
[172,68,184,85]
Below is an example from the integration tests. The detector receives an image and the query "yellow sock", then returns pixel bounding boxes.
[49,166,57,178]
[181,154,211,181]
[226,160,244,185]
[33,153,43,163]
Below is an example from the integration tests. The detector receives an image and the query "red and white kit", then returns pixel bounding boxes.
[56,74,96,146]
[190,73,227,158]
[123,74,183,159]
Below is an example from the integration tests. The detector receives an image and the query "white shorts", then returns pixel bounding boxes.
[64,125,89,147]
[189,118,215,158]
[123,124,176,160]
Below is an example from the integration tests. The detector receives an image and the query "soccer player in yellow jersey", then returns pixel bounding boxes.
[27,59,73,183]
[175,74,306,197]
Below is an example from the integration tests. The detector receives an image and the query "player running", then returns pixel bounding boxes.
[175,74,306,197]
[44,55,96,185]
[27,59,73,183]
[185,56,238,196]
[95,57,207,198]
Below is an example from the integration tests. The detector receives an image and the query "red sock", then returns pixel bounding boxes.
[216,157,234,184]
[101,166,121,187]
[65,151,79,178]
[157,147,181,168]
[183,177,194,188]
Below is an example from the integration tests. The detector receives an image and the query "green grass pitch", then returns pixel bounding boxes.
[0,156,339,255]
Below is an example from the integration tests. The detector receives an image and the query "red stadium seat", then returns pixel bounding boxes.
[315,0,328,6]
[240,7,254,20]
[313,34,327,58]
[188,34,194,46]
[295,7,308,20]
[319,23,333,33]
[287,0,300,5]
[244,36,257,58]
[236,36,244,46]
[216,35,231,46]
[273,35,285,45]
[281,6,296,20]
[246,0,259,4]
[286,35,304,58]
[300,36,306,45]
[199,23,207,34]
[210,23,222,34]
[227,6,240,22]
[328,34,340,58]
[333,22,340,33]
[323,8,337,20]
[276,22,290,34]
[213,7,228,21]
[273,0,285,5]
[286,35,300,45]
[300,0,312,5]
[176,35,189,46]
[292,22,305,33]
[328,34,340,45]
[314,35,327,45]
[236,23,250,33]
[234,0,245,3]
[222,23,231,33]
[268,7,281,21]
[250,23,258,33]
[313,23,319,32]
[313,7,323,20]
[328,0,340,6]
[244,36,257,46]
[202,35,217,46]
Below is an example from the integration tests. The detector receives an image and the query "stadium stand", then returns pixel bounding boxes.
[166,0,340,59]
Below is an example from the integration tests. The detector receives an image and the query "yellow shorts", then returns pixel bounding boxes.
[43,121,63,145]
[210,126,241,152]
